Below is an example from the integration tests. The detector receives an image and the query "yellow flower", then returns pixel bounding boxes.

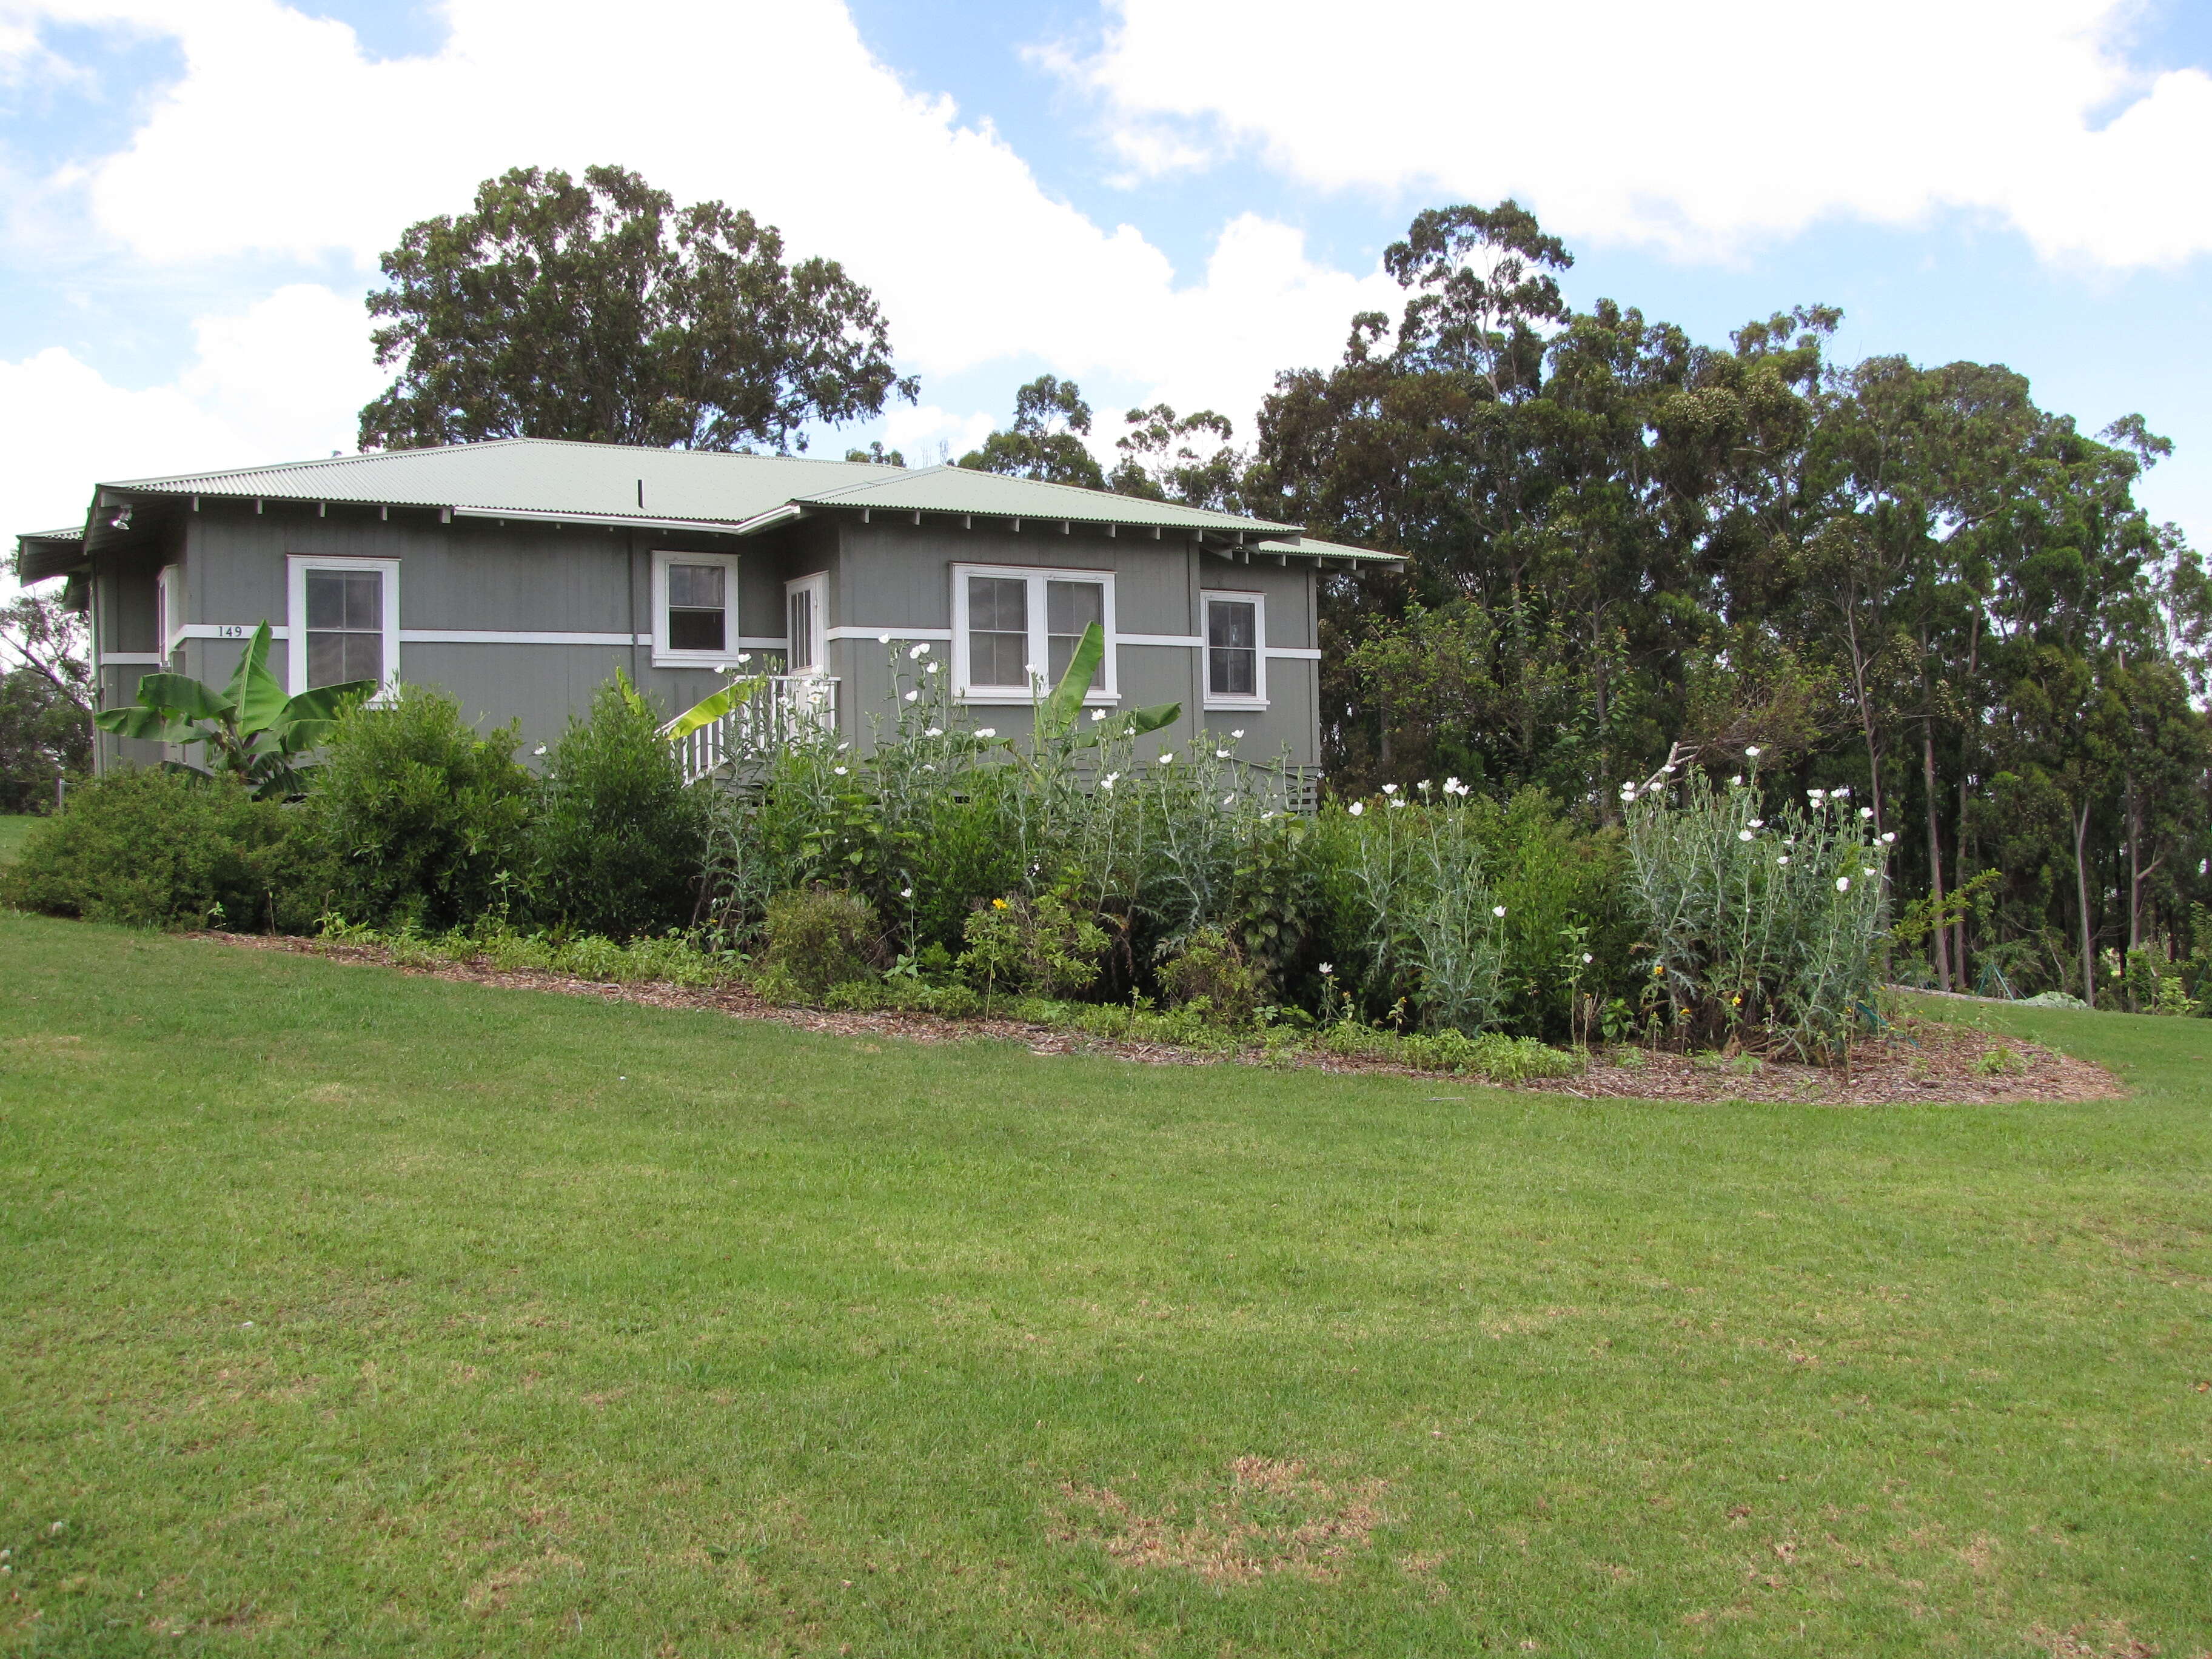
[992,898,1009,910]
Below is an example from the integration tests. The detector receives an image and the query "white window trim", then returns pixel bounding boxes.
[650,548,744,668]
[951,562,1118,705]
[1202,590,1269,711]
[156,563,183,661]
[286,555,400,700]
[785,571,828,675]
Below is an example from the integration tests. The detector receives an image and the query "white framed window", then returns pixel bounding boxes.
[1203,591,1267,709]
[651,549,743,666]
[156,564,183,662]
[951,563,1118,704]
[785,572,827,674]
[287,555,399,699]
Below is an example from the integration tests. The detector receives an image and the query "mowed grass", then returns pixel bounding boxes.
[0,816,39,863]
[1,914,2207,1657]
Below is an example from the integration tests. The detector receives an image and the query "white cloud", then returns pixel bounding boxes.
[13,0,1398,420]
[0,284,379,552]
[1067,0,2212,269]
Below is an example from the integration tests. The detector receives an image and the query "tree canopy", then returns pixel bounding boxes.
[360,164,917,453]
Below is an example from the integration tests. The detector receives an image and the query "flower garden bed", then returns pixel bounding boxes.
[203,931,2119,1107]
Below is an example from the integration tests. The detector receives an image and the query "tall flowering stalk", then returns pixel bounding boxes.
[1623,757,1888,1060]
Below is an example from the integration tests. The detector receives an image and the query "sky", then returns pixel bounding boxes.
[2,0,2209,583]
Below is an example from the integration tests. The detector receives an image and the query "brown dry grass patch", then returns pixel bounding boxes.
[1054,1457,1388,1583]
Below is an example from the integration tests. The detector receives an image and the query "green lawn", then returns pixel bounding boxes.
[0,816,39,863]
[2,913,2207,1657]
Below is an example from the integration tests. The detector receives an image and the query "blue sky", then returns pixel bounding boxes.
[2,0,2208,560]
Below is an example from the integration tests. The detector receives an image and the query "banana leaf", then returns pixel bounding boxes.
[127,673,233,723]
[1036,623,1105,742]
[92,705,201,743]
[664,675,765,741]
[1085,702,1181,745]
[221,623,292,735]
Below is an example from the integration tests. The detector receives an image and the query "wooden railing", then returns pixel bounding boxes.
[668,675,837,785]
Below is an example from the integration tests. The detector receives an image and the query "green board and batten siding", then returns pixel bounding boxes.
[21,438,1392,773]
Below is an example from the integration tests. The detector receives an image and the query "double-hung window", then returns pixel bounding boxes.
[1203,591,1266,709]
[951,564,1116,703]
[155,564,182,665]
[785,572,826,674]
[652,549,743,666]
[287,555,399,699]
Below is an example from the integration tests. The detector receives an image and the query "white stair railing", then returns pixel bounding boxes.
[669,675,837,785]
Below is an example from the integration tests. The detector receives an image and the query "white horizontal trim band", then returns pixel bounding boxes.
[98,652,164,666]
[1116,633,1204,648]
[1263,647,1322,660]
[824,626,954,642]
[401,629,645,646]
[178,623,289,642]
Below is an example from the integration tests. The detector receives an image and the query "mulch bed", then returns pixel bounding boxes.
[197,933,2121,1107]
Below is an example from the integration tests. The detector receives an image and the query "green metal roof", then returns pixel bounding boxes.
[15,437,1399,583]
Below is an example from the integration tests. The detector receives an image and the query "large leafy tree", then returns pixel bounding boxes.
[958,375,1104,488]
[0,593,92,811]
[360,165,917,452]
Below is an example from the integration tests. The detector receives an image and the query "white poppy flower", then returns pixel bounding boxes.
[1745,745,1761,757]
[1777,856,1790,866]
[1864,866,1879,877]
[1738,829,1755,841]
[1231,729,1245,739]
[878,633,892,645]
[1492,905,1507,919]
[925,726,943,738]
[904,690,919,702]
[1090,709,1107,722]
[1216,749,1231,759]
[1858,806,1874,819]
[1808,788,1825,799]
[1159,751,1175,764]
[909,643,930,659]
[1729,774,1743,786]
[1582,953,1593,964]
[1445,776,1463,792]
[926,662,940,675]
[1222,794,1235,806]
[833,765,848,776]
[1348,802,1364,817]
[837,741,851,751]
[899,887,913,899]
[1835,876,1851,893]
[1387,797,1407,808]
[1382,783,1399,794]
[1880,831,1896,844]
[1101,773,1119,791]
[1834,785,1851,798]
[1749,818,1764,828]
[1319,962,1334,976]
[532,744,547,756]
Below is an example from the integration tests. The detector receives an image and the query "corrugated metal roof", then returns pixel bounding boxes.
[26,436,1399,571]
[13,526,87,586]
[802,465,1295,534]
[1252,534,1399,565]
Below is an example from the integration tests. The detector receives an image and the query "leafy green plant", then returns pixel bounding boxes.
[1155,923,1266,1029]
[764,887,883,996]
[304,683,534,931]
[2,766,321,931]
[92,622,371,799]
[959,890,1108,1004]
[532,672,707,938]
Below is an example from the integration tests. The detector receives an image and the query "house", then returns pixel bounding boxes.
[13,438,1400,782]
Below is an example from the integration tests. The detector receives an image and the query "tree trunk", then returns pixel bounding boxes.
[1922,722,1950,992]
[2073,797,2096,1005]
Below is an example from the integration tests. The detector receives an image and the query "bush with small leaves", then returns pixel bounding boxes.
[765,887,883,996]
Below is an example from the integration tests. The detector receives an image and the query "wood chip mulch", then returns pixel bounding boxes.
[196,933,2122,1107]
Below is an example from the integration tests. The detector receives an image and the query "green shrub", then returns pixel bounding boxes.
[1156,923,1265,1028]
[765,887,883,996]
[958,890,1108,1002]
[306,684,533,931]
[1623,766,1888,1061]
[2,766,321,931]
[1318,1021,1582,1081]
[532,675,707,939]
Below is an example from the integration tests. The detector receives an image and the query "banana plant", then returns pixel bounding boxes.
[1035,623,1179,747]
[93,621,373,799]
